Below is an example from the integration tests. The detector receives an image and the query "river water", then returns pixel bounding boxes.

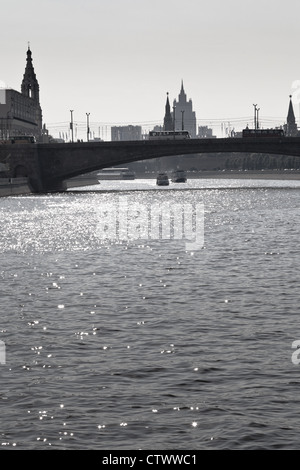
[1,177,300,450]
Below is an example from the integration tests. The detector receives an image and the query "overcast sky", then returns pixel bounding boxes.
[1,0,300,139]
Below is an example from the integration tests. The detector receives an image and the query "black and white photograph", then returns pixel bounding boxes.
[1,0,300,453]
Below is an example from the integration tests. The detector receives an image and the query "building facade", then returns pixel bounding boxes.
[198,125,216,138]
[111,125,142,141]
[0,47,43,140]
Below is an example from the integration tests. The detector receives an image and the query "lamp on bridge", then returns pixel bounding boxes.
[253,104,257,129]
[173,105,176,135]
[253,104,260,130]
[86,112,90,142]
[70,110,74,142]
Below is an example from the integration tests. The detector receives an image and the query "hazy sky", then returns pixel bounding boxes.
[2,0,300,139]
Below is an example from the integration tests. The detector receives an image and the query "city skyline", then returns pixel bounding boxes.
[1,0,300,140]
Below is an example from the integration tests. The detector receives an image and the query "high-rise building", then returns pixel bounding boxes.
[172,81,197,138]
[0,47,43,140]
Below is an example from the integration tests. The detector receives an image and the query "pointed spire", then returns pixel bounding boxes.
[166,92,171,113]
[177,80,187,103]
[21,45,40,103]
[287,95,296,124]
[286,95,298,136]
[163,92,173,131]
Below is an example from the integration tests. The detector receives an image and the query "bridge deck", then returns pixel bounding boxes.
[1,137,300,192]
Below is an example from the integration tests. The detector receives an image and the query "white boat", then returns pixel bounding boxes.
[156,172,169,186]
[171,170,187,183]
[98,167,135,180]
[122,169,136,180]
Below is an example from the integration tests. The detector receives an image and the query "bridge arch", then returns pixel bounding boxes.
[34,137,300,192]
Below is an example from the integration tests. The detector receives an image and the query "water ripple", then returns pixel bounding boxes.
[1,181,300,448]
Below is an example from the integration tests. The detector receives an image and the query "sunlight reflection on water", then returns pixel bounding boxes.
[1,179,300,449]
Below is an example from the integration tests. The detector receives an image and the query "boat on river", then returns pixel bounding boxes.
[171,170,187,183]
[98,167,135,180]
[156,172,169,186]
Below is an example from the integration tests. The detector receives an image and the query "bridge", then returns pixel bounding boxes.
[1,136,300,193]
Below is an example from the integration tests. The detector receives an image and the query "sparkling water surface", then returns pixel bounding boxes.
[1,177,300,450]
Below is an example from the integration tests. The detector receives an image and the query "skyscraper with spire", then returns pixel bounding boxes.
[172,81,196,138]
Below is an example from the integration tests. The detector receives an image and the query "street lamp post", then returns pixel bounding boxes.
[86,113,90,142]
[253,104,257,130]
[181,110,185,131]
[70,110,74,142]
[256,108,260,129]
[173,105,176,138]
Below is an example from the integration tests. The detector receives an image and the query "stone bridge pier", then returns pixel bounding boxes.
[0,143,44,192]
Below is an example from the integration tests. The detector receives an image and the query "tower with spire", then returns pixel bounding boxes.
[163,93,173,131]
[285,95,298,137]
[0,46,44,140]
[172,81,197,138]
[21,46,43,136]
[21,46,40,101]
